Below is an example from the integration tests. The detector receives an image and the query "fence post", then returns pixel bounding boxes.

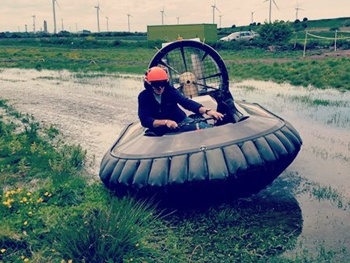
[334,30,338,52]
[303,31,308,57]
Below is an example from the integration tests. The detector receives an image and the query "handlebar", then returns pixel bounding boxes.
[178,115,224,128]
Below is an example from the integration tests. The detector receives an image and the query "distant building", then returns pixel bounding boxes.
[147,24,217,42]
[43,20,48,33]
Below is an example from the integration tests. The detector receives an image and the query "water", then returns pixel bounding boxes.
[232,80,350,258]
[1,68,349,259]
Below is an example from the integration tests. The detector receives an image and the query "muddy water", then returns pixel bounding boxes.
[1,69,350,258]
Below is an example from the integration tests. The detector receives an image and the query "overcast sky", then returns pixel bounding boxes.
[1,0,349,33]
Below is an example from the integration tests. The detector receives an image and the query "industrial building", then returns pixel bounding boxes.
[147,24,217,42]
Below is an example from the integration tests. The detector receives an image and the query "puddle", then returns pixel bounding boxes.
[1,69,350,259]
[232,80,350,258]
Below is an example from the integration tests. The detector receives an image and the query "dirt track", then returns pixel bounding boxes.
[0,69,141,176]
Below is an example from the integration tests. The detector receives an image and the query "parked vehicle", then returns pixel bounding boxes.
[219,31,259,42]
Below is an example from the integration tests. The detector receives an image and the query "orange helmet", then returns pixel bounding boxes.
[145,67,169,82]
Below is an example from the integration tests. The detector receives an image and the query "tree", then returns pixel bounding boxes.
[257,20,292,44]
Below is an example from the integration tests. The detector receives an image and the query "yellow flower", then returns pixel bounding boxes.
[44,192,49,196]
[23,221,28,226]
[24,258,29,262]
[28,211,33,216]
[27,192,31,196]
[22,197,28,202]
[0,248,6,253]
[36,197,44,203]
[3,199,14,208]
[68,260,73,263]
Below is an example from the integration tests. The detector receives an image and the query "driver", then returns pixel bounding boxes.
[138,66,224,135]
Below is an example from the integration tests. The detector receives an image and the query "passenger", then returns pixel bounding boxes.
[138,66,224,135]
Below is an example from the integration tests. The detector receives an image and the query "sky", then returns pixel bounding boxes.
[1,0,349,33]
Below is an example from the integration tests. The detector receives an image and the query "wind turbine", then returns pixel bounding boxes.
[219,14,223,28]
[295,4,304,20]
[211,1,221,24]
[250,10,256,24]
[94,3,102,32]
[264,0,279,23]
[32,15,36,33]
[176,16,181,25]
[160,6,166,25]
[106,16,109,32]
[50,0,60,34]
[127,13,133,32]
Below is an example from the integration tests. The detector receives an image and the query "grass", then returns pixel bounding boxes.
[1,38,350,91]
[1,99,348,262]
[226,57,350,91]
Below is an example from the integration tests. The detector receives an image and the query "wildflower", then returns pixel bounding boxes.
[44,192,49,196]
[28,211,33,216]
[68,260,73,263]
[36,197,44,203]
[0,248,6,253]
[27,192,31,196]
[23,221,28,226]
[3,199,14,208]
[24,258,29,262]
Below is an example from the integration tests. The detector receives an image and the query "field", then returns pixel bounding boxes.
[0,37,350,91]
[1,17,350,262]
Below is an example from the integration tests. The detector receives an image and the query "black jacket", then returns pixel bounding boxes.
[138,85,202,129]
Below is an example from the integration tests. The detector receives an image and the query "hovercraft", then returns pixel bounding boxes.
[99,40,302,200]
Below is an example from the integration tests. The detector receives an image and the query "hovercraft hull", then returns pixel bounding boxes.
[99,101,302,200]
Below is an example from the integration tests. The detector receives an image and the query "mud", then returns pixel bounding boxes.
[1,68,350,259]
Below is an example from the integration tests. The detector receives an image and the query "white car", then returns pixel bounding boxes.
[220,31,259,42]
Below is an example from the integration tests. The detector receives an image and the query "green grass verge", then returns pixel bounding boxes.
[0,40,350,91]
[226,58,350,91]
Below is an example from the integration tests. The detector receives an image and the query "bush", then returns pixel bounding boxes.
[257,20,292,44]
[330,27,339,31]
[343,19,350,27]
